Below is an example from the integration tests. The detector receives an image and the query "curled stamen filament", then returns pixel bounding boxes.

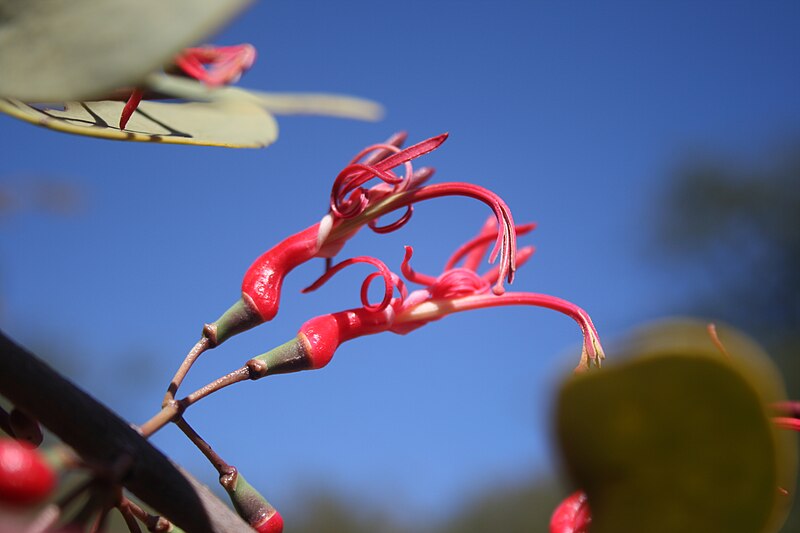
[445,222,537,271]
[330,134,448,219]
[397,292,604,368]
[774,417,800,431]
[377,182,517,294]
[401,245,438,286]
[302,256,398,312]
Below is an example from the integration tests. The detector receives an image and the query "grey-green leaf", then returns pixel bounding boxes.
[0,0,251,102]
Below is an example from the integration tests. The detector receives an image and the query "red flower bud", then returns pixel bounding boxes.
[221,468,283,533]
[253,510,283,533]
[241,225,321,322]
[0,439,56,506]
[299,306,394,370]
[550,490,591,533]
[206,225,322,346]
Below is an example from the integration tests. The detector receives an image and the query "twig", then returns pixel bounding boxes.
[175,417,232,477]
[163,336,211,407]
[139,364,257,438]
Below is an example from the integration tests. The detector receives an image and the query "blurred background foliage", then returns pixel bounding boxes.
[655,141,800,400]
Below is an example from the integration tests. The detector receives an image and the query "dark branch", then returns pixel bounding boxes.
[0,329,252,533]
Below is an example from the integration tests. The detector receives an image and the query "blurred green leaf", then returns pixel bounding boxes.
[556,321,797,533]
[0,0,251,102]
[0,97,277,148]
[147,74,384,121]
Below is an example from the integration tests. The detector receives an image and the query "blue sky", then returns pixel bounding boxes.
[1,0,799,523]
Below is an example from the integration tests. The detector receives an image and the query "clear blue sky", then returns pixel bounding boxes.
[1,0,799,523]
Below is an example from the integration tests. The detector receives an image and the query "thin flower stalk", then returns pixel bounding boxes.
[165,133,520,404]
[175,418,284,533]
[122,497,185,533]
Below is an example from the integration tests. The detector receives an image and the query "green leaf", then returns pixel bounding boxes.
[0,98,277,148]
[146,74,384,121]
[555,321,797,533]
[0,0,251,102]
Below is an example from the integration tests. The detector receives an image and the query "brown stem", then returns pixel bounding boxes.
[175,417,233,477]
[64,484,107,532]
[89,503,113,533]
[182,366,253,408]
[139,366,254,438]
[0,329,253,532]
[124,498,174,533]
[163,336,211,407]
[138,402,183,439]
[117,502,144,533]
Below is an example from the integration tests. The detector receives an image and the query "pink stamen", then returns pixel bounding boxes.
[401,246,438,286]
[118,44,255,131]
[402,245,491,298]
[446,221,537,272]
[400,183,517,294]
[302,256,396,312]
[482,245,535,285]
[175,44,257,86]
[330,134,448,219]
[772,401,800,418]
[174,53,207,81]
[706,323,731,358]
[397,291,603,364]
[428,268,490,300]
[365,168,437,235]
[331,157,410,218]
[773,417,800,432]
[372,133,448,175]
[369,206,414,234]
[459,217,499,271]
[119,88,144,129]
[350,139,405,167]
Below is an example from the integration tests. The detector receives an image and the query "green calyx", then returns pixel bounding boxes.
[221,469,276,527]
[205,298,261,346]
[251,337,310,377]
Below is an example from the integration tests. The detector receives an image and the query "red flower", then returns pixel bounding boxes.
[208,133,520,346]
[550,491,592,533]
[0,439,56,506]
[173,44,257,87]
[772,401,800,431]
[254,219,603,374]
[120,44,256,129]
